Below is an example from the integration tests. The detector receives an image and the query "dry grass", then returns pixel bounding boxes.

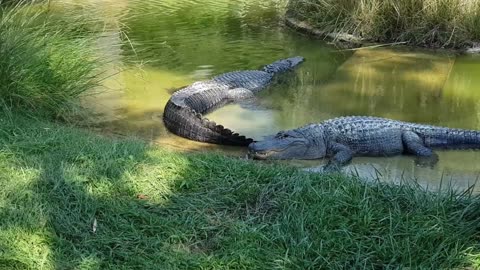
[287,0,480,48]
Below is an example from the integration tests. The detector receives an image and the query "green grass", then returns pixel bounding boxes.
[287,0,480,48]
[0,3,101,119]
[2,112,480,269]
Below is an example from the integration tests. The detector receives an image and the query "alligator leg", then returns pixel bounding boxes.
[323,143,354,173]
[227,88,255,101]
[227,87,268,111]
[402,131,439,167]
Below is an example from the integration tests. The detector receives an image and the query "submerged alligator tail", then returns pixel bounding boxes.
[163,57,305,145]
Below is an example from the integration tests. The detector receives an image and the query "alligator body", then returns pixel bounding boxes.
[248,116,480,170]
[163,57,304,146]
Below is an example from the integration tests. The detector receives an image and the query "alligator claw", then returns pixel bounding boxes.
[322,162,342,174]
[414,154,439,169]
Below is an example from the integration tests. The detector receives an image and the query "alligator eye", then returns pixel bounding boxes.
[275,132,290,139]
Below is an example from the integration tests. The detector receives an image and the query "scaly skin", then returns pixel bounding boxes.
[248,116,480,170]
[163,57,305,146]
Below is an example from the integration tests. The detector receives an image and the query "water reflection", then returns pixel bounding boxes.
[57,0,480,192]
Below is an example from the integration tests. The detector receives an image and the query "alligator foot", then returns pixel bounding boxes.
[414,153,439,169]
[322,162,342,174]
[238,99,262,111]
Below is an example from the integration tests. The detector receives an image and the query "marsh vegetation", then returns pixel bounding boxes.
[287,0,480,48]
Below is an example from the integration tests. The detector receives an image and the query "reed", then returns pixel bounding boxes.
[287,0,480,48]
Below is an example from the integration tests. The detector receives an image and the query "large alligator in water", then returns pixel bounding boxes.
[163,57,304,145]
[249,116,480,170]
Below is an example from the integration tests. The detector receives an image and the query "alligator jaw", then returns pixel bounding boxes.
[248,150,276,160]
[248,141,294,159]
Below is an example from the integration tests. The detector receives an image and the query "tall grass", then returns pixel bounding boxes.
[287,0,480,48]
[0,3,102,118]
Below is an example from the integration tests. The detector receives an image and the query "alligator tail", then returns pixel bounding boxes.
[163,100,254,146]
[421,126,480,150]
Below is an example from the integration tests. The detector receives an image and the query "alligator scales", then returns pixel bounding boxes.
[163,57,304,145]
[249,116,480,169]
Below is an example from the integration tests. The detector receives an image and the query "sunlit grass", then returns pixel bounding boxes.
[287,0,480,48]
[1,112,480,269]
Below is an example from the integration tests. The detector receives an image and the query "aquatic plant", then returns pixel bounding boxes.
[287,0,480,48]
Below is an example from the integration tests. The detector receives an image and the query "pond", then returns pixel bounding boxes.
[58,0,480,192]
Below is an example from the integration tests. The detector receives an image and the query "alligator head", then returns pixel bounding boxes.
[248,127,326,160]
[263,56,305,74]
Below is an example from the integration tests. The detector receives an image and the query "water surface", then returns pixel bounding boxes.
[58,0,480,192]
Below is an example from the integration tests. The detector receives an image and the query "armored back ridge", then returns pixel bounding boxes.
[163,57,305,145]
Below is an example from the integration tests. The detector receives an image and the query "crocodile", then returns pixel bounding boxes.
[163,56,304,146]
[248,116,480,170]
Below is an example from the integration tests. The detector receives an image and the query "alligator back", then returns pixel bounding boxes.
[212,70,274,93]
[322,116,480,150]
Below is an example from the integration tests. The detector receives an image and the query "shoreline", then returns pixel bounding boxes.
[285,15,480,54]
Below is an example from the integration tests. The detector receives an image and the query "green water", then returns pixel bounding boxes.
[59,0,480,192]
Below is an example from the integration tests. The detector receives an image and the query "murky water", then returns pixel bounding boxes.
[57,0,480,192]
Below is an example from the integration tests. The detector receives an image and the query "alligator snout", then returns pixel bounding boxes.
[248,141,278,160]
[289,56,305,66]
[247,142,260,159]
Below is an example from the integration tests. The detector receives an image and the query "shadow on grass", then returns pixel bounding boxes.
[0,112,283,269]
[2,112,480,269]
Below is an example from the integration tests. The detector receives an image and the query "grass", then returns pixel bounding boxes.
[0,3,102,119]
[286,0,480,48]
[2,112,480,269]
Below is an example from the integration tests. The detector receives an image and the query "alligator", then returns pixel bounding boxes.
[248,116,480,170]
[163,57,304,146]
